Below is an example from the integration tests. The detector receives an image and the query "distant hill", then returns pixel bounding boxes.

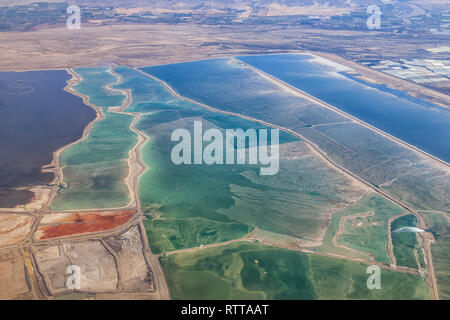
[1,1,448,16]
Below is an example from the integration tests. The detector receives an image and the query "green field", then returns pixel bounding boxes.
[161,242,430,300]
[143,217,253,254]
[51,68,138,210]
[391,214,421,269]
[422,212,450,300]
[316,193,404,264]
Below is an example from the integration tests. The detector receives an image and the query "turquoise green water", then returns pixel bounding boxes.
[114,66,366,253]
[51,68,138,210]
[141,58,450,213]
[161,242,430,300]
[72,67,125,110]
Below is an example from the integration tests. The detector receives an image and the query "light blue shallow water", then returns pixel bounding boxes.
[139,58,450,214]
[142,55,450,162]
[238,54,450,163]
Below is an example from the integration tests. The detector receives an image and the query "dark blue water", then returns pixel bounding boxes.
[0,70,96,207]
[238,54,450,163]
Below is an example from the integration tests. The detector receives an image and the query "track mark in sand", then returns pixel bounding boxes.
[21,248,44,299]
[333,211,375,263]
[163,228,259,257]
[422,230,440,300]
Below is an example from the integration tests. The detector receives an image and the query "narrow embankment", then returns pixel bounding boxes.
[136,67,439,299]
[234,58,449,169]
[50,67,147,212]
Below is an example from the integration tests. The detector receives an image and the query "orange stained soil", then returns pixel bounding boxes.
[36,209,135,240]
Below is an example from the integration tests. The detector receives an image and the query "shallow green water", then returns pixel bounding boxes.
[73,67,125,110]
[51,68,138,210]
[161,242,430,300]
[113,66,365,253]
[141,58,450,213]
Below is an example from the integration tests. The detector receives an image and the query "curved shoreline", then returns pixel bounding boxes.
[106,67,169,299]
[0,69,105,213]
[43,68,106,210]
[47,67,149,213]
[33,67,168,299]
[106,66,149,212]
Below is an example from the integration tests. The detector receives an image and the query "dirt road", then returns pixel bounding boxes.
[333,211,375,263]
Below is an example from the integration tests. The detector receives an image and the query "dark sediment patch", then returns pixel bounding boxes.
[0,70,96,207]
[0,188,34,208]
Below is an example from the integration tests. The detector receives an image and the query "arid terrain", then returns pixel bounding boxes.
[0,23,448,70]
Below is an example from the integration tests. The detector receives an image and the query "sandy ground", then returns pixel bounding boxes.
[30,223,158,298]
[0,213,34,248]
[267,3,353,16]
[0,249,30,299]
[0,23,446,71]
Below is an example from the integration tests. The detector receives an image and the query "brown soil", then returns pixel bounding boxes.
[0,213,34,248]
[35,210,136,240]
